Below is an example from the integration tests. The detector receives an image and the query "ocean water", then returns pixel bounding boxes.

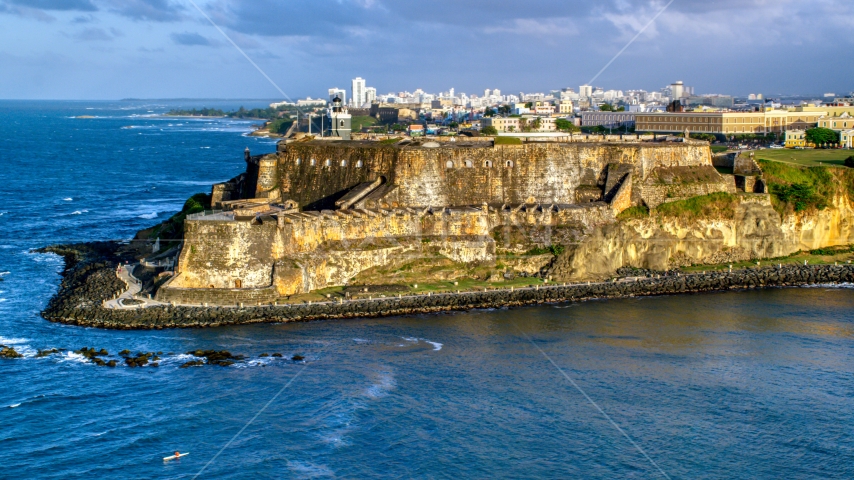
[1,101,853,479]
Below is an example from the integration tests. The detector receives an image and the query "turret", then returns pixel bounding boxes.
[244,147,251,162]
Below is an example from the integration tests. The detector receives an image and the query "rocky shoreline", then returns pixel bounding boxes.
[37,242,854,330]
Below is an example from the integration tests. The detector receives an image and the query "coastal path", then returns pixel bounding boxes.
[104,264,165,309]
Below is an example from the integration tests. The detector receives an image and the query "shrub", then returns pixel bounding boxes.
[656,192,738,220]
[494,136,522,145]
[845,156,854,168]
[617,205,650,221]
[524,245,565,256]
[481,126,498,135]
[770,183,824,212]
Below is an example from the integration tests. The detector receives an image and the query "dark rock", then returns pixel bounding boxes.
[179,360,204,368]
[36,348,60,358]
[292,355,305,361]
[119,349,131,356]
[272,353,283,358]
[0,345,23,359]
[106,360,117,368]
[259,353,269,357]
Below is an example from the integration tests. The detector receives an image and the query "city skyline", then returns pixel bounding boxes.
[0,0,852,99]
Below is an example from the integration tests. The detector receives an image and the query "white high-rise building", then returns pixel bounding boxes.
[670,81,686,100]
[328,87,346,104]
[351,77,366,107]
[579,85,593,98]
[484,89,491,98]
[365,87,376,105]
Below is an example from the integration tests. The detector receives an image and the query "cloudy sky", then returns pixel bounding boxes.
[0,0,852,99]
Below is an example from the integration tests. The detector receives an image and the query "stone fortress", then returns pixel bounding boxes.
[155,135,768,305]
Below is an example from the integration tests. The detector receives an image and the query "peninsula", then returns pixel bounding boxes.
[39,133,854,329]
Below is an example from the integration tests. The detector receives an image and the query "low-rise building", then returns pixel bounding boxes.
[784,129,807,148]
[558,100,574,114]
[482,117,520,132]
[840,129,854,149]
[520,115,556,132]
[635,110,824,135]
[818,113,854,131]
[581,111,635,129]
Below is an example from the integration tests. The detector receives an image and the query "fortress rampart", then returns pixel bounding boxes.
[158,138,749,306]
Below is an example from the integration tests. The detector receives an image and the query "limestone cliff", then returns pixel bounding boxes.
[549,191,854,281]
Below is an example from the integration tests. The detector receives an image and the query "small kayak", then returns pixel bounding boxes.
[163,453,189,461]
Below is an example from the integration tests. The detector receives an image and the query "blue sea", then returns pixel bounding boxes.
[1,101,853,479]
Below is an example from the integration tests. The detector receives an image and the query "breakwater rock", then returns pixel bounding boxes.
[39,243,854,330]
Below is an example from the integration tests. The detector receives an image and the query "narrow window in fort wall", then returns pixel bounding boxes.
[340,160,347,167]
[464,159,473,168]
[484,160,492,168]
[505,160,514,168]
[295,158,301,165]
[446,160,454,169]
[310,158,316,166]
[356,160,363,167]
[324,159,331,167]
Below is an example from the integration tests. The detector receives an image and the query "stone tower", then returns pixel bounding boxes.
[325,96,351,140]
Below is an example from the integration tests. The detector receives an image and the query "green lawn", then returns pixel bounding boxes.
[749,148,851,167]
[351,115,377,131]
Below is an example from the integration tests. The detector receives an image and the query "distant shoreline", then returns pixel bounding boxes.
[37,242,854,330]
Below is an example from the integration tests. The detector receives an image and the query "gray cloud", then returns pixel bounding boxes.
[104,0,184,22]
[71,26,112,40]
[170,31,214,46]
[7,0,96,11]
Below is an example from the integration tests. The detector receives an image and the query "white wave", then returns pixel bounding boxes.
[365,371,395,399]
[200,146,210,149]
[8,403,21,408]
[0,212,6,216]
[287,460,334,478]
[58,352,89,364]
[0,336,29,345]
[232,357,274,368]
[400,337,442,351]
[63,197,73,201]
[0,299,6,303]
[70,210,88,215]
[138,212,158,219]
[158,353,199,366]
[801,282,854,289]
[352,338,370,344]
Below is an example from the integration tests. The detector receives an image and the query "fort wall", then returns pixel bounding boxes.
[275,142,712,210]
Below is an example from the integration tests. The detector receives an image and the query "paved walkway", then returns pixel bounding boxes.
[104,264,165,309]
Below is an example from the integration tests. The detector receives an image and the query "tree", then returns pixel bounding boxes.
[483,108,495,117]
[599,103,614,112]
[525,102,534,109]
[805,127,839,146]
[498,105,512,115]
[481,125,498,135]
[845,156,854,168]
[555,118,579,133]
